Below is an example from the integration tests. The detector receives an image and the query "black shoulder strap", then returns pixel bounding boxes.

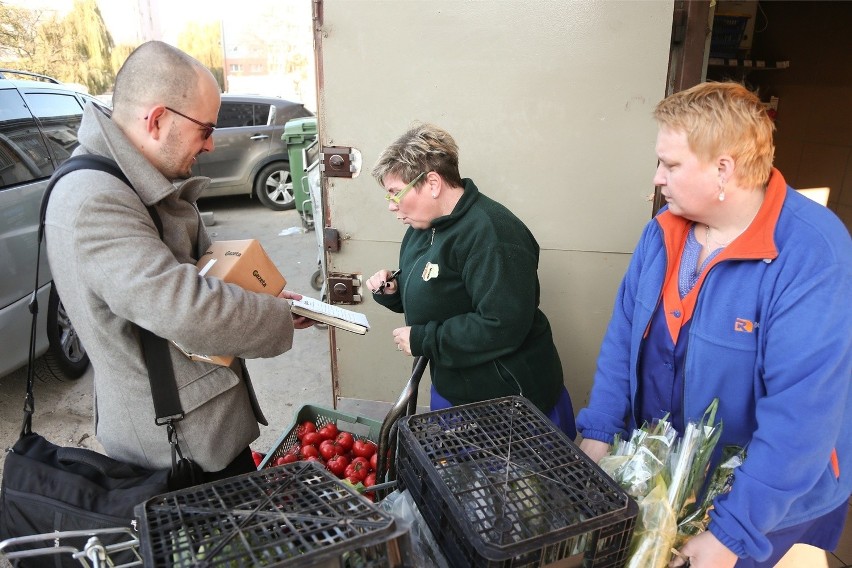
[37,155,130,244]
[25,155,183,441]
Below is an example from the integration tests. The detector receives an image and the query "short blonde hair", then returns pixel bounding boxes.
[372,122,464,188]
[653,82,775,188]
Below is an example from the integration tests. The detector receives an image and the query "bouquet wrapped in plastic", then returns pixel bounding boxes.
[675,444,746,548]
[599,399,723,568]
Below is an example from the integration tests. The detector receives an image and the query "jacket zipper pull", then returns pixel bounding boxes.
[430,228,436,245]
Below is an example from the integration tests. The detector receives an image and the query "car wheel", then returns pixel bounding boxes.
[37,285,89,380]
[255,162,296,211]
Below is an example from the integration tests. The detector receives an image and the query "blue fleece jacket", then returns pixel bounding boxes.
[576,169,852,561]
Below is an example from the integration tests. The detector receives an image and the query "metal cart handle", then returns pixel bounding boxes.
[376,356,428,484]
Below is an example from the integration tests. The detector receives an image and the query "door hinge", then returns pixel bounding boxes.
[323,227,340,252]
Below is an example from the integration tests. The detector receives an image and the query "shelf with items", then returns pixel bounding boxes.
[708,57,790,70]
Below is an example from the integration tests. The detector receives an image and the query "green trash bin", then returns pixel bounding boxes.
[283,117,318,221]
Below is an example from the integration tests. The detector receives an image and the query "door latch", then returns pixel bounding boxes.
[321,147,355,178]
[327,272,363,305]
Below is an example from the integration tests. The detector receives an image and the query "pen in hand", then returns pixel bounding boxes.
[375,269,400,295]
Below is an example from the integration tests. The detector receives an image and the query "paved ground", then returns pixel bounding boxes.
[0,194,333,497]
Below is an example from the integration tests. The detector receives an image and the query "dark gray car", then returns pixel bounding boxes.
[194,94,313,211]
[0,70,105,380]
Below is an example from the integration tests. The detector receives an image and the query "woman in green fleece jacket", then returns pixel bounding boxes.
[366,123,575,438]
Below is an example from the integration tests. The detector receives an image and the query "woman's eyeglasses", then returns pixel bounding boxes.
[385,172,425,204]
[165,106,216,140]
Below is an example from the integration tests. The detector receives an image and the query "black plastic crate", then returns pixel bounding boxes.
[396,396,637,567]
[135,461,411,567]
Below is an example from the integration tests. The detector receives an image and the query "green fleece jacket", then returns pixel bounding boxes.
[374,179,564,412]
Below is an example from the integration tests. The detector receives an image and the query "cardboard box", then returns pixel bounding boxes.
[197,239,287,295]
[174,240,287,366]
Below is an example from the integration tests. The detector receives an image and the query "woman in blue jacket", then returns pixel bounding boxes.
[576,82,851,567]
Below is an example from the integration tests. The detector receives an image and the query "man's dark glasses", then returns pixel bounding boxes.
[165,106,216,140]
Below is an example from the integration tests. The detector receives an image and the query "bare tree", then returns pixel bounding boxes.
[0,3,64,75]
[178,21,225,91]
[62,0,115,93]
[0,0,114,94]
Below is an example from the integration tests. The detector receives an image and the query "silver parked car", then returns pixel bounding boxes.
[193,94,314,211]
[0,70,106,380]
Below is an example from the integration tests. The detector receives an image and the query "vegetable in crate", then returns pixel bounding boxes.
[266,410,383,502]
[296,420,317,440]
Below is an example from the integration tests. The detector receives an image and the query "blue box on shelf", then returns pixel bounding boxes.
[711,15,750,58]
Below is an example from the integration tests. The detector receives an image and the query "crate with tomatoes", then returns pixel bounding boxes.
[256,404,384,500]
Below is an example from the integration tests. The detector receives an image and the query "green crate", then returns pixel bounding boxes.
[259,404,383,469]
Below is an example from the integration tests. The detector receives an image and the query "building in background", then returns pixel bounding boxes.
[8,0,316,109]
[222,0,316,109]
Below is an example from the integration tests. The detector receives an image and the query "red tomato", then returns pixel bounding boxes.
[296,421,317,440]
[251,451,264,467]
[319,439,338,461]
[352,440,377,459]
[301,444,320,459]
[302,432,324,447]
[326,454,349,477]
[363,473,376,488]
[304,456,324,467]
[318,423,339,440]
[335,431,354,452]
[344,457,368,482]
[369,452,378,472]
[275,454,297,466]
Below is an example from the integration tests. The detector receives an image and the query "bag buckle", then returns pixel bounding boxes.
[166,420,188,469]
[155,412,184,427]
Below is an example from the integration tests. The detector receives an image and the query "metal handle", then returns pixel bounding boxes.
[249,134,269,140]
[376,356,428,487]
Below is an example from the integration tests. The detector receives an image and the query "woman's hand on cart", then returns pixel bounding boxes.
[392,326,412,355]
[578,438,610,463]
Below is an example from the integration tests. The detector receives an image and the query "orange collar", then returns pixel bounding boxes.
[654,168,787,343]
[657,168,786,261]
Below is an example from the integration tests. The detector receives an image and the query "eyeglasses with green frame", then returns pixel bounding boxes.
[385,172,425,204]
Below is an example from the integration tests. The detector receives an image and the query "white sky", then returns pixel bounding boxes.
[7,0,316,104]
[9,0,262,45]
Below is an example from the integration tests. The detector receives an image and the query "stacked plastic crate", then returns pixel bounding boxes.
[396,396,638,567]
[135,461,410,567]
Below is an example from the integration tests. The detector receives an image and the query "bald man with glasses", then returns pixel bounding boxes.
[44,41,312,483]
